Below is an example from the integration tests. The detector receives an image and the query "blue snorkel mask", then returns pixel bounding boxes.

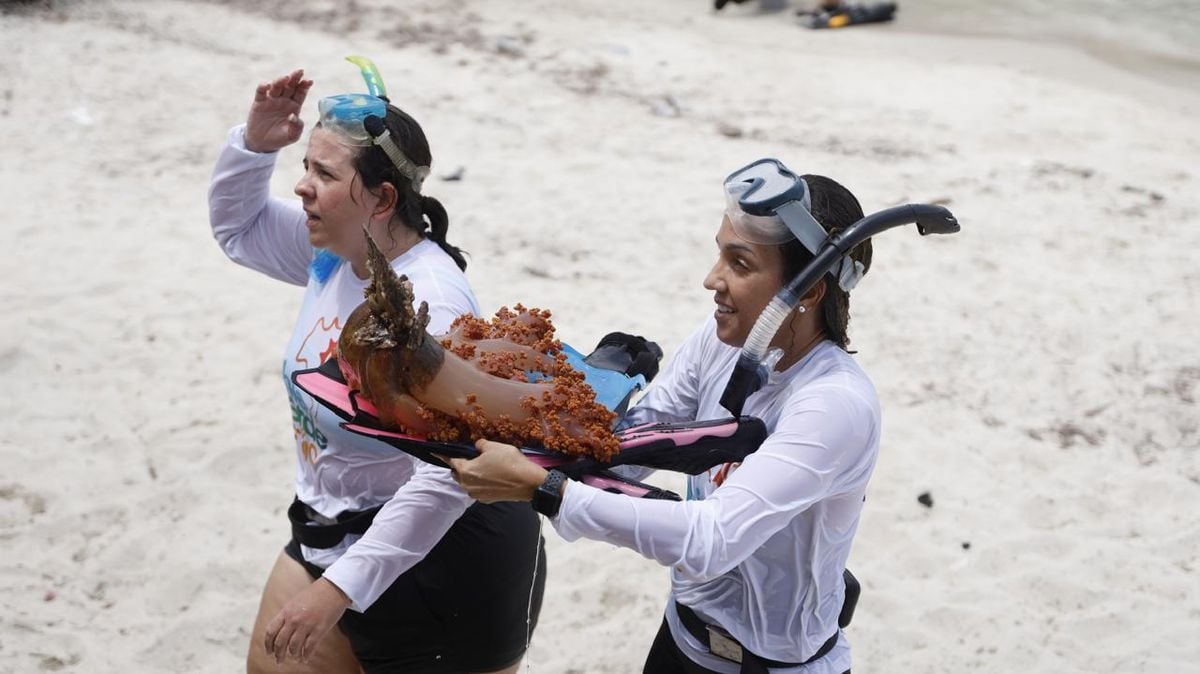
[309,56,433,286]
[317,55,431,192]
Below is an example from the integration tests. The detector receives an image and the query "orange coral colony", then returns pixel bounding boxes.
[336,231,618,461]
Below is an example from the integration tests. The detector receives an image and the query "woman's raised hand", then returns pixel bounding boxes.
[244,69,314,153]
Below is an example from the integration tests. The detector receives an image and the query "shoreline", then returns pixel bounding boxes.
[705,2,1200,113]
[891,22,1200,105]
[893,0,1200,94]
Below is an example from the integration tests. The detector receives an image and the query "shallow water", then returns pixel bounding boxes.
[898,0,1200,86]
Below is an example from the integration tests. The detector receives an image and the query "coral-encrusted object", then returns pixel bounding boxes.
[337,231,619,461]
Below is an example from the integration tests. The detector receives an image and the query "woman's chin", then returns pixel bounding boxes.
[308,231,330,249]
[714,323,747,348]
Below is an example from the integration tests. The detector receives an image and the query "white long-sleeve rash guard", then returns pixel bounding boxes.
[208,125,482,611]
[554,317,880,674]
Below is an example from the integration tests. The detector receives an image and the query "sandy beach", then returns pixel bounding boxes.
[1,0,1198,671]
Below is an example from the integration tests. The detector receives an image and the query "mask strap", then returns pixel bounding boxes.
[775,197,826,256]
[776,192,865,291]
[364,116,431,193]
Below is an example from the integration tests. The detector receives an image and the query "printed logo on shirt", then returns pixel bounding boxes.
[294,315,342,367]
[687,462,740,501]
[711,462,741,487]
[287,315,342,464]
[284,371,328,465]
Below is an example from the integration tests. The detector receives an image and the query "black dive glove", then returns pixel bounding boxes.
[584,332,664,383]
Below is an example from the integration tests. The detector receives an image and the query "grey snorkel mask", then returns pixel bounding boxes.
[723,158,865,291]
[718,158,961,416]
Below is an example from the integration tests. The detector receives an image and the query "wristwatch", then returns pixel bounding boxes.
[531,469,567,518]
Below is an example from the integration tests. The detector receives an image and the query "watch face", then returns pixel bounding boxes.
[533,471,565,517]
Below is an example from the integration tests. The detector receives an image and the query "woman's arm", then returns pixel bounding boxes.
[262,462,472,664]
[317,278,482,609]
[607,321,710,483]
[207,125,314,285]
[556,386,876,580]
[618,320,709,429]
[263,292,479,663]
[320,461,473,610]
[208,71,316,286]
[452,385,877,582]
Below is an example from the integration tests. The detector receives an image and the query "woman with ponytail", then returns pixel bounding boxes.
[208,66,543,674]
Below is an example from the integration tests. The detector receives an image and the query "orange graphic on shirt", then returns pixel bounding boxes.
[299,437,320,465]
[711,462,741,487]
[318,339,338,364]
[295,316,342,366]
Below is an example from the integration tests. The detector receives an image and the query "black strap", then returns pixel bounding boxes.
[287,497,383,549]
[674,602,837,673]
[839,568,860,628]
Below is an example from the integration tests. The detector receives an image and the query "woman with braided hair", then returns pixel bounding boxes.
[448,160,881,674]
[208,61,543,674]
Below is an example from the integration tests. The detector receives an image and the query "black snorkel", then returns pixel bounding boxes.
[718,201,960,416]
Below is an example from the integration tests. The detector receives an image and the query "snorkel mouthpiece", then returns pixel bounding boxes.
[718,159,961,416]
[345,54,388,99]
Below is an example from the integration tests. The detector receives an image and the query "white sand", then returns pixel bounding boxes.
[2,1,1198,671]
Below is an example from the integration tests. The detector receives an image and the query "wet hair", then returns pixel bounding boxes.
[778,174,873,350]
[351,105,468,271]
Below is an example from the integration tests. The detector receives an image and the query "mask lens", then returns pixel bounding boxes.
[724,159,808,216]
[723,159,810,245]
[725,196,794,245]
[317,94,387,145]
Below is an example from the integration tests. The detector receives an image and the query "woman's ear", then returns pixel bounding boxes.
[373,182,398,218]
[800,278,827,313]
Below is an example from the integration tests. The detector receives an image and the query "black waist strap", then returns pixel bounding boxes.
[287,497,383,549]
[674,601,837,674]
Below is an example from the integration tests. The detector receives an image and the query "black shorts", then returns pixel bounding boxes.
[285,500,546,674]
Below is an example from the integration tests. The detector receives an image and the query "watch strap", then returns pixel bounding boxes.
[532,469,566,518]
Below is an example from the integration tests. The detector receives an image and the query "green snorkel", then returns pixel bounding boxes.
[310,56,433,285]
[346,55,387,98]
[317,55,430,191]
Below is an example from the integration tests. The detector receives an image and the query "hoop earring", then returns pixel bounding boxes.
[797,305,807,314]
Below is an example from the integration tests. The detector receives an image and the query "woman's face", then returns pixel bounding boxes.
[703,216,788,347]
[293,127,379,259]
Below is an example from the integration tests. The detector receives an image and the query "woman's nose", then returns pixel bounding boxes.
[703,264,724,292]
[294,173,313,199]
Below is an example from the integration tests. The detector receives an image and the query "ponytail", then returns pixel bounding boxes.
[421,194,468,271]
[350,105,469,272]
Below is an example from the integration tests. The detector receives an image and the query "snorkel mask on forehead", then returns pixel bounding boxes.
[718,157,961,416]
[317,55,431,192]
[724,158,864,291]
